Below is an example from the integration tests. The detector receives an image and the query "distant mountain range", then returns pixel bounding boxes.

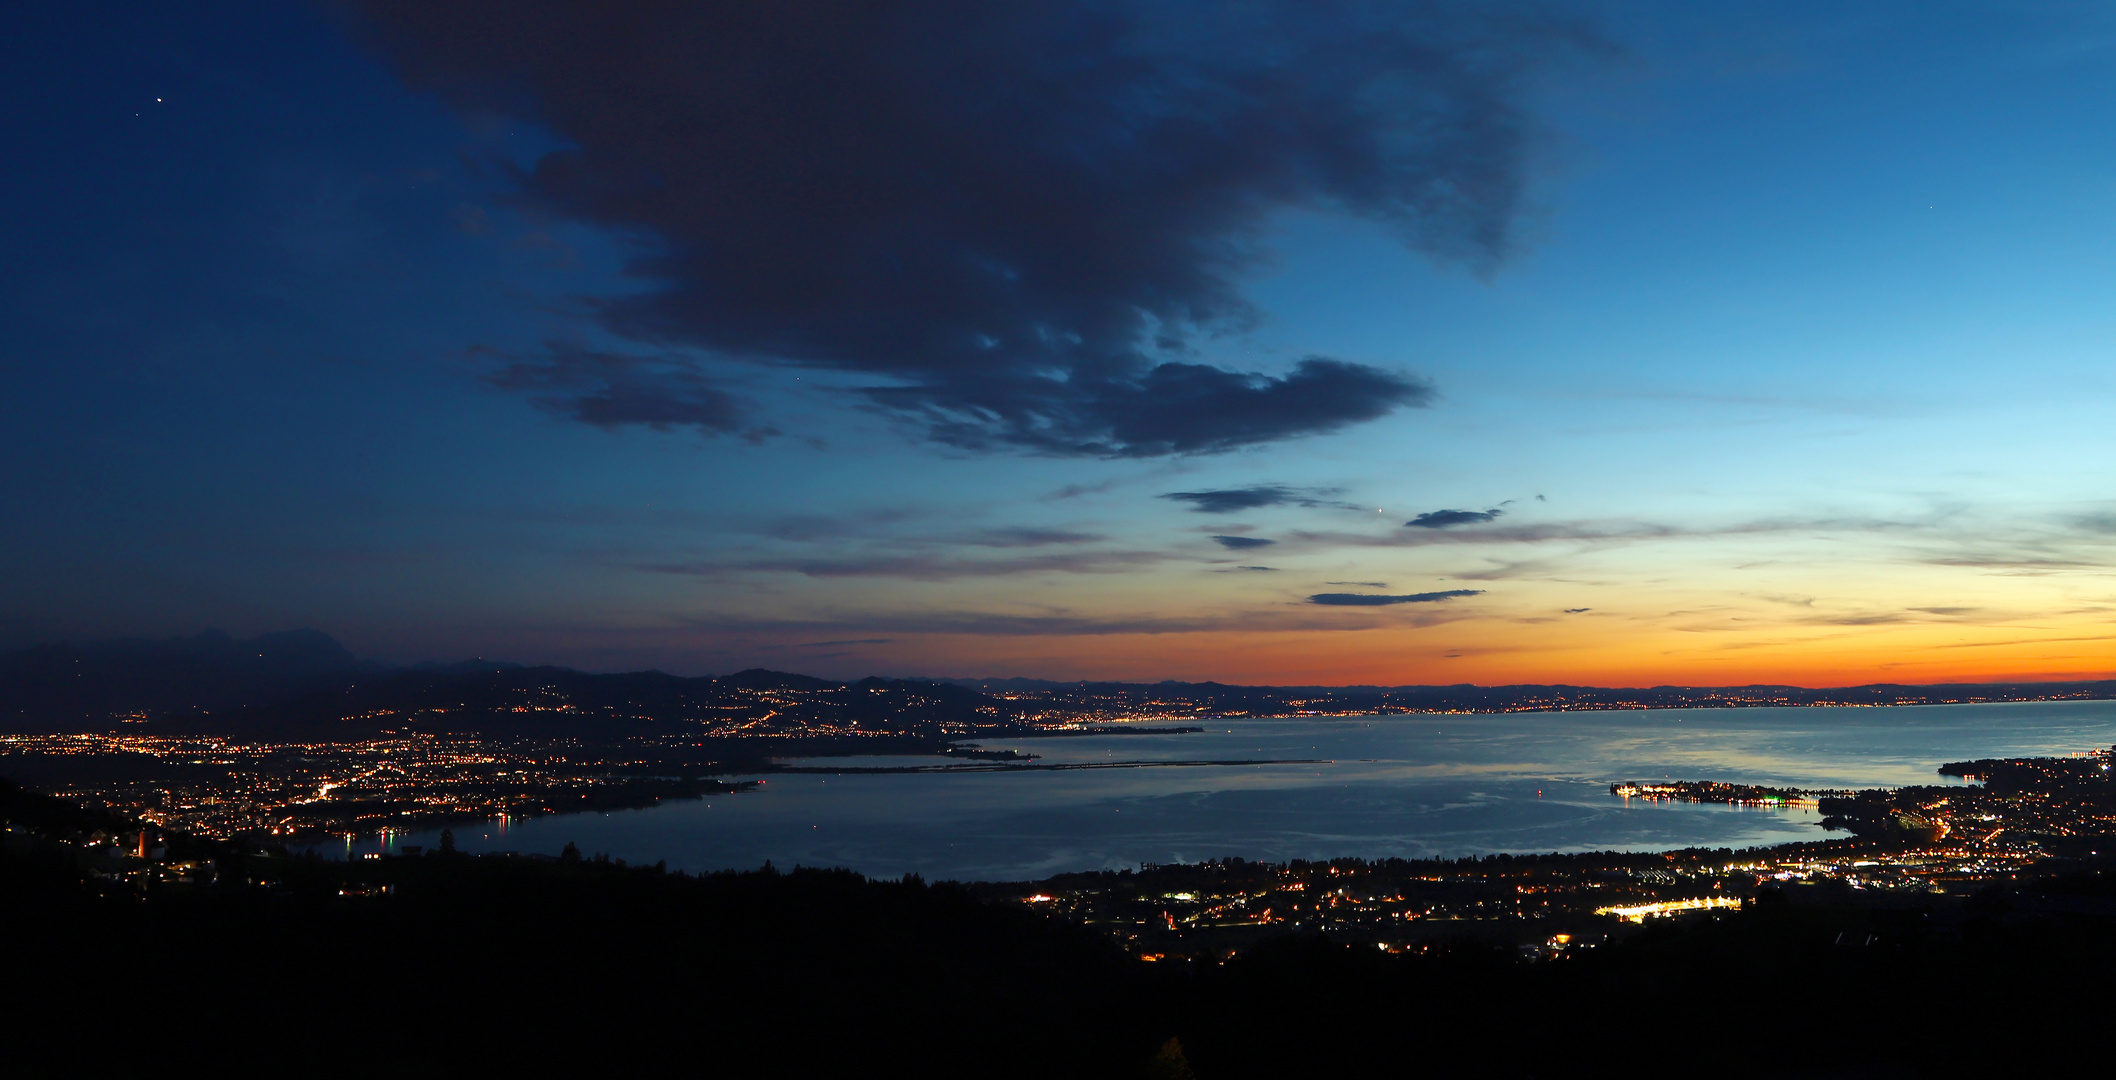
[0,629,380,731]
[0,630,1010,738]
[5,629,2116,736]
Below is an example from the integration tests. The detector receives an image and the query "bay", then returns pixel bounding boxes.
[332,700,2116,881]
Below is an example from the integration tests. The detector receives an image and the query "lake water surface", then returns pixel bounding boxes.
[342,701,2116,881]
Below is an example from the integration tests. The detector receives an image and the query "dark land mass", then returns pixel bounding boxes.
[7,776,2116,1077]
[180,664,1021,741]
[0,638,1028,740]
[953,673,2116,715]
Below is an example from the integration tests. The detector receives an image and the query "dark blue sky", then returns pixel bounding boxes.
[7,2,2116,685]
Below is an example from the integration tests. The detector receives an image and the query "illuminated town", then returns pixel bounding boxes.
[987,745,2116,960]
[0,731,761,840]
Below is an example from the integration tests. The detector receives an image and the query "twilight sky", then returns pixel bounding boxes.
[6,1,2116,685]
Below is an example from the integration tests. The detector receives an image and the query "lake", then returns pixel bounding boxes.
[333,700,2116,882]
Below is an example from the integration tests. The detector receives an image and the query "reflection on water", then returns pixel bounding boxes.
[330,701,2116,882]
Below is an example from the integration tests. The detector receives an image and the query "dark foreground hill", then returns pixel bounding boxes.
[7,778,2116,1077]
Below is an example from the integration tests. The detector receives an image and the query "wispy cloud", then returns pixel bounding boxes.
[1044,479,1120,501]
[671,602,1480,639]
[641,550,1168,581]
[1295,514,1920,550]
[1160,485,1356,514]
[1308,590,1484,606]
[965,527,1109,548]
[1406,508,1503,529]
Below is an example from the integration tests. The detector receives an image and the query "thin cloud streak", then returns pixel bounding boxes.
[1160,485,1355,514]
[638,550,1170,581]
[1309,590,1484,606]
[669,604,1482,639]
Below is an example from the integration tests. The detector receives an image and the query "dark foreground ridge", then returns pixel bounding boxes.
[10,746,2116,1077]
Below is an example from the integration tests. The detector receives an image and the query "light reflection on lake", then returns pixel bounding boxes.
[333,701,2116,882]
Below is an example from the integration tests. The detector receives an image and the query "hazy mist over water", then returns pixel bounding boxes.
[339,702,2116,882]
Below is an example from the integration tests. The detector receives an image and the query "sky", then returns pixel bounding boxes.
[5,1,2116,686]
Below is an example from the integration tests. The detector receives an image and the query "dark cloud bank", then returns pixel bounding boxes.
[349,1,1588,455]
[1210,535,1277,550]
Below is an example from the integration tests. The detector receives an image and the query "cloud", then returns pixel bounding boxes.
[349,1,1591,455]
[756,508,925,541]
[672,602,1472,639]
[1927,555,2102,570]
[1406,508,1503,529]
[1210,535,1276,550]
[1232,566,1278,572]
[641,549,1166,581]
[794,638,893,648]
[1160,485,1350,514]
[1326,581,1388,588]
[966,527,1108,547]
[479,341,767,439]
[1804,613,1911,626]
[1298,513,1921,550]
[1044,479,1120,501]
[748,514,1101,547]
[1801,606,1999,627]
[1308,590,1483,606]
[1563,607,1590,613]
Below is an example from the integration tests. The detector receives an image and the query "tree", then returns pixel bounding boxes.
[1149,1038,1195,1080]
